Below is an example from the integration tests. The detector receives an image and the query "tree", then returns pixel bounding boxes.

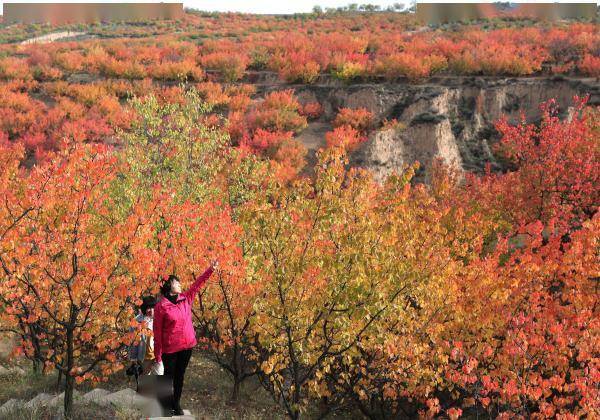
[242,148,461,418]
[0,88,249,416]
[0,141,152,417]
[116,88,229,209]
[0,138,47,373]
[309,171,464,417]
[359,4,381,12]
[444,212,600,418]
[115,87,272,402]
[440,99,600,418]
[471,95,599,235]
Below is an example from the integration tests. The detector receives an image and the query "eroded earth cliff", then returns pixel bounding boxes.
[271,76,600,181]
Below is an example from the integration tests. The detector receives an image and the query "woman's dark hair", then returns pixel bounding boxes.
[140,295,157,315]
[160,274,180,297]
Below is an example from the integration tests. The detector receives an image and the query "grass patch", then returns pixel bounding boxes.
[0,365,57,404]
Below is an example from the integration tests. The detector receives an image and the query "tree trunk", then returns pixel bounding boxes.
[230,344,240,402]
[64,326,75,419]
[31,358,40,373]
[32,327,43,373]
[64,371,75,418]
[56,369,63,392]
[231,378,240,402]
[291,407,300,420]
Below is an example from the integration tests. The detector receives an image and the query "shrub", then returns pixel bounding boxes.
[382,118,406,132]
[273,138,307,181]
[551,62,575,74]
[247,90,308,134]
[26,49,52,67]
[149,59,204,81]
[65,83,109,107]
[99,57,147,80]
[325,125,365,151]
[201,52,248,82]
[578,54,600,77]
[374,53,432,81]
[249,46,270,70]
[299,101,324,120]
[32,65,63,82]
[195,81,229,108]
[228,94,252,112]
[0,57,31,81]
[226,110,249,143]
[53,51,85,73]
[476,43,547,76]
[241,128,289,153]
[333,107,374,133]
[331,61,367,82]
[547,34,584,64]
[281,60,321,84]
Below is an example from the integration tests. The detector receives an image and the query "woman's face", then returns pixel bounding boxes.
[171,279,182,294]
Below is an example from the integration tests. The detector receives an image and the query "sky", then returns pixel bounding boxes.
[185,0,403,14]
[184,0,598,14]
[0,0,406,16]
[1,0,598,16]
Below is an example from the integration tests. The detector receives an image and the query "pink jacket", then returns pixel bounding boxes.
[153,267,214,363]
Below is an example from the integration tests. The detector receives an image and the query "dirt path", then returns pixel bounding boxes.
[297,121,331,177]
[20,31,87,45]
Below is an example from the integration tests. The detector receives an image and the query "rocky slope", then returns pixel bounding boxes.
[266,76,599,182]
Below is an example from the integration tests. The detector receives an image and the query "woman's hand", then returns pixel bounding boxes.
[210,259,219,271]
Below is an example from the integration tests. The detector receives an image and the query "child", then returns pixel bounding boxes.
[129,295,164,376]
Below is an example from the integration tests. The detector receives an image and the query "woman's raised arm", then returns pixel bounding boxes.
[182,261,218,303]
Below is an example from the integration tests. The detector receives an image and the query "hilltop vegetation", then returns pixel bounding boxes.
[0,11,598,170]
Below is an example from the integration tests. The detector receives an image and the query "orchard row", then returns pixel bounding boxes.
[1,20,600,85]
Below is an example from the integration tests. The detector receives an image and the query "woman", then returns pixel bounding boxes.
[128,295,164,376]
[153,261,218,416]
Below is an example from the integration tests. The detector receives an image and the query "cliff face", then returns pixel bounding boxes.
[285,76,600,182]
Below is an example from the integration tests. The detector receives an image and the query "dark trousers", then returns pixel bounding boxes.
[162,348,192,411]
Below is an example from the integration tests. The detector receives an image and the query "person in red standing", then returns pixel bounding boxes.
[153,260,219,416]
